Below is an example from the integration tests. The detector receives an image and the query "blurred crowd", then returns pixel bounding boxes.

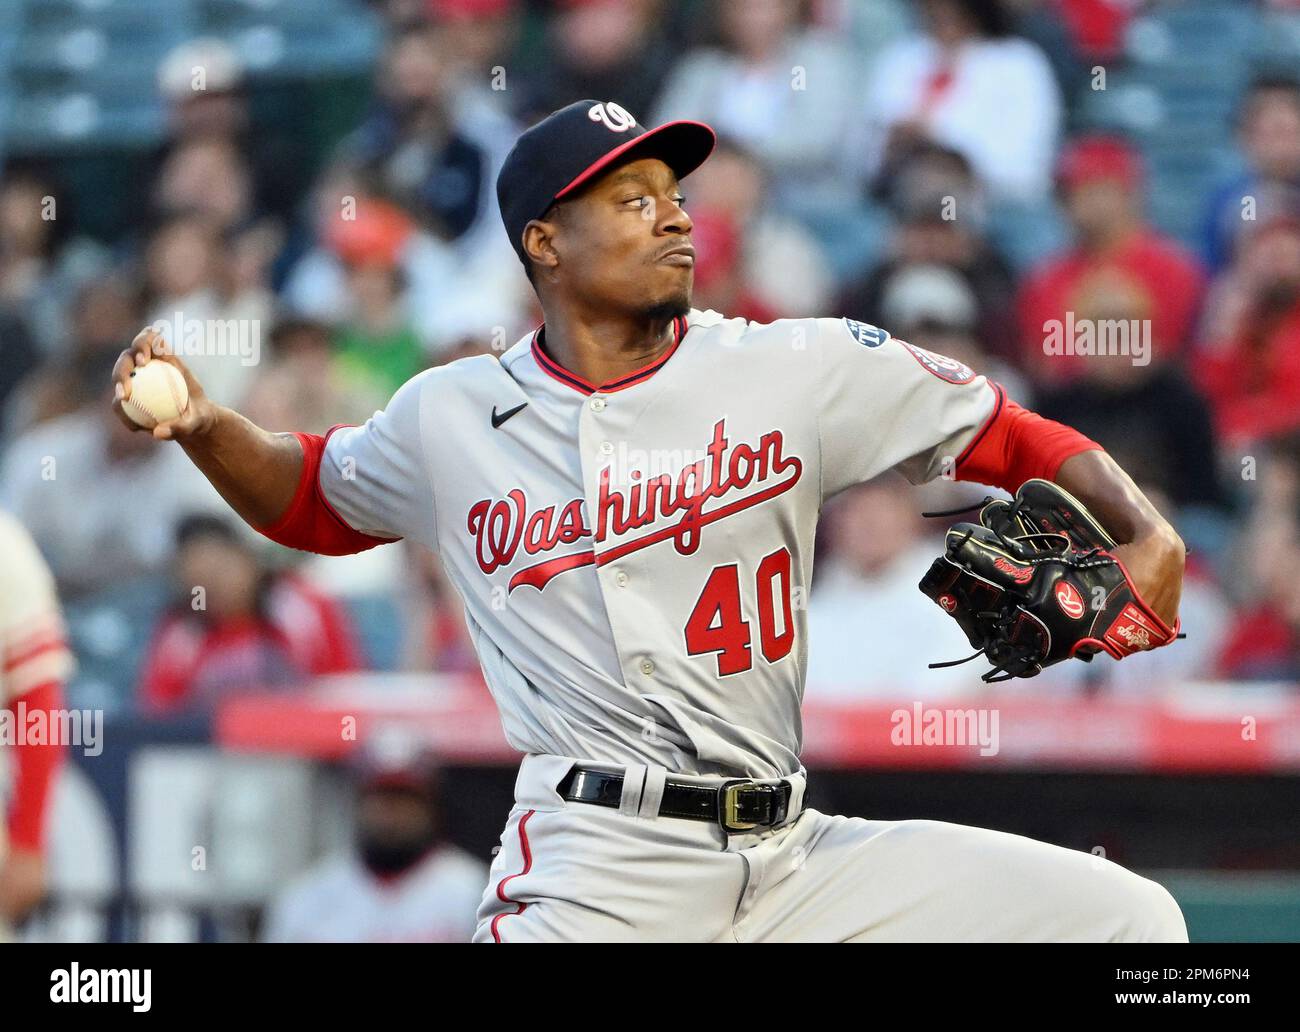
[3,0,1300,717]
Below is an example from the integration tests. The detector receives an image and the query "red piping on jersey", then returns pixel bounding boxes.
[531,316,688,395]
[490,809,536,942]
[955,381,1006,468]
[3,633,66,673]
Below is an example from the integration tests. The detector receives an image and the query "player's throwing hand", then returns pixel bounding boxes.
[111,327,217,442]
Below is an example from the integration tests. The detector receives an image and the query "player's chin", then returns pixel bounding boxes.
[642,276,692,319]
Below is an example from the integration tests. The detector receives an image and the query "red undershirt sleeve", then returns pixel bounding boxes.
[955,385,1103,493]
[255,431,399,556]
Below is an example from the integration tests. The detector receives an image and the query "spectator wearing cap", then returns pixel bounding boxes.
[137,514,362,714]
[1194,216,1300,446]
[862,0,1062,203]
[325,199,429,399]
[261,736,486,942]
[284,170,529,358]
[1016,135,1206,386]
[1200,75,1300,274]
[147,38,303,225]
[877,262,1030,403]
[837,143,1017,359]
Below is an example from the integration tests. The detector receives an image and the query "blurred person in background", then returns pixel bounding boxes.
[0,378,225,599]
[148,38,302,225]
[863,0,1062,204]
[141,211,269,410]
[805,477,978,701]
[242,319,387,436]
[0,164,109,360]
[285,168,529,357]
[2,274,140,436]
[1201,75,1300,274]
[138,514,361,715]
[262,735,485,942]
[420,0,522,140]
[679,137,831,318]
[1016,135,1206,386]
[1034,272,1227,515]
[838,143,1016,358]
[1215,516,1300,682]
[876,262,1029,401]
[399,542,479,675]
[0,512,73,941]
[343,20,503,247]
[326,199,429,399]
[652,0,863,219]
[516,0,673,129]
[1194,216,1300,447]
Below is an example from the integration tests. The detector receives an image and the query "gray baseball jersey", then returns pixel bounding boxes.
[319,309,996,779]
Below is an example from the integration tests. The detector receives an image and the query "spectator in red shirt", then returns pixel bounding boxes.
[1194,216,1300,447]
[1017,135,1206,386]
[139,514,361,714]
[1215,519,1300,682]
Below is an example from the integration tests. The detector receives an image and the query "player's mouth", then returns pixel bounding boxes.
[656,244,696,267]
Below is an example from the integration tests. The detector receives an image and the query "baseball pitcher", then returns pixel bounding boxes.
[113,100,1188,943]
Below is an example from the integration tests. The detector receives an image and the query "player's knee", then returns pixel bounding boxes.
[1114,874,1188,943]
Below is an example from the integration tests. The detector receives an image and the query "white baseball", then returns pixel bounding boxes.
[122,361,189,429]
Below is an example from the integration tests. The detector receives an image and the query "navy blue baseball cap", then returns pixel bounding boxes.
[496,99,716,267]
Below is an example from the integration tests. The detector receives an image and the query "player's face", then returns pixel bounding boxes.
[549,156,695,320]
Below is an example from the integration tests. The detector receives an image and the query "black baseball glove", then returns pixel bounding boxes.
[918,479,1179,681]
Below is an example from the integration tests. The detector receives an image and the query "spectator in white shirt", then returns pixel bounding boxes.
[863,0,1062,204]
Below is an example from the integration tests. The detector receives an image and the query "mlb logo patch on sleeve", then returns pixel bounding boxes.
[843,318,889,348]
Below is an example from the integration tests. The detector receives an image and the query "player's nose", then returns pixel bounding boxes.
[660,196,692,236]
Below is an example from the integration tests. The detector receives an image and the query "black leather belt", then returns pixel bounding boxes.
[556,765,798,834]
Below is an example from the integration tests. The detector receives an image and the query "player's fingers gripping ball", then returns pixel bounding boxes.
[122,360,189,429]
[919,479,1179,681]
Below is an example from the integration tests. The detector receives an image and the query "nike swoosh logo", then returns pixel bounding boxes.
[491,402,527,429]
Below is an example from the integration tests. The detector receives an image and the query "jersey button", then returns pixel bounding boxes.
[639,658,655,676]
[614,570,629,587]
[590,397,606,412]
[599,440,614,456]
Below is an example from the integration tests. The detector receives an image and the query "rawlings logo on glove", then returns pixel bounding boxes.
[918,479,1180,681]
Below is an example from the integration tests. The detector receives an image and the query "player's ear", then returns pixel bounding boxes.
[522,216,561,276]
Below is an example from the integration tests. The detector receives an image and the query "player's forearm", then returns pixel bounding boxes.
[1054,450,1180,549]
[177,405,304,530]
[1054,449,1185,625]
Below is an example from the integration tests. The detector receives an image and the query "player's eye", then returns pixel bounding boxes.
[672,195,687,207]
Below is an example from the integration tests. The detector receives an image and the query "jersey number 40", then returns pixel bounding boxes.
[684,547,795,676]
